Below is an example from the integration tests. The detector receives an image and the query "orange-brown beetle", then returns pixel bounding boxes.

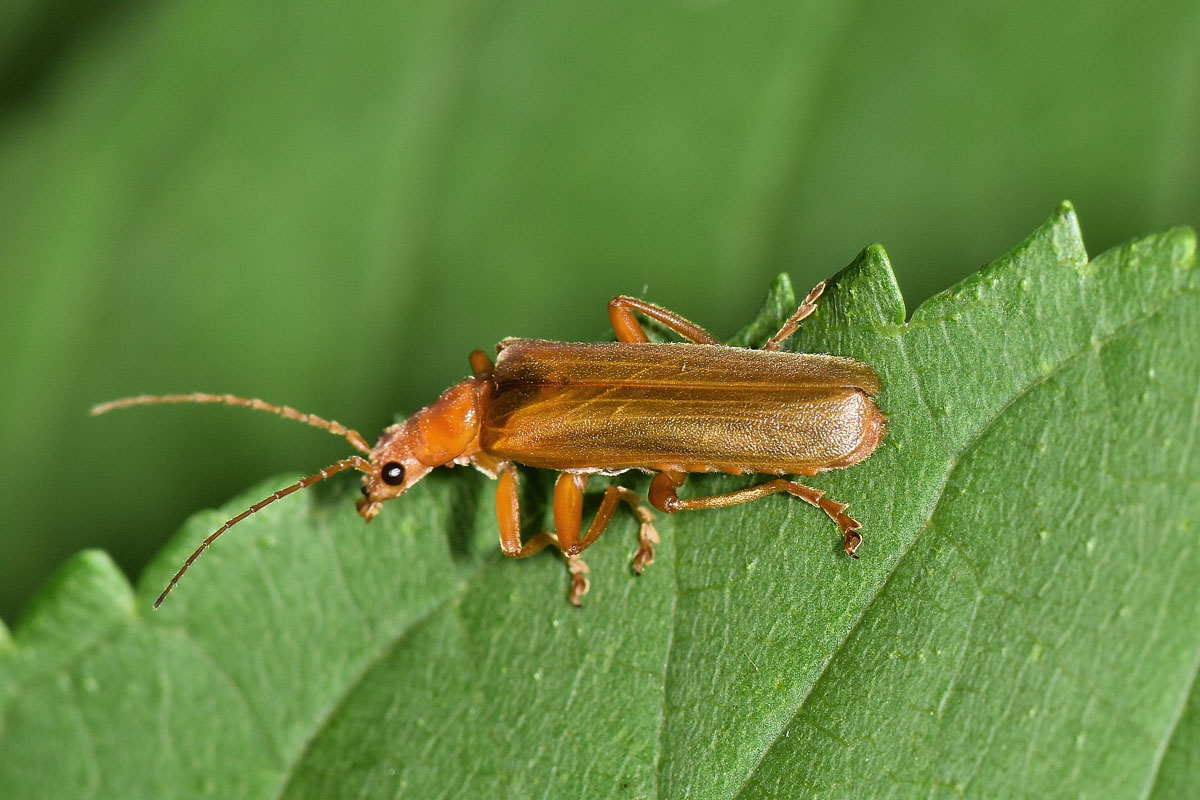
[93,281,885,607]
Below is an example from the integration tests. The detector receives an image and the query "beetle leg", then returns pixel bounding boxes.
[550,472,587,551]
[557,477,658,574]
[609,296,720,344]
[547,473,596,605]
[495,467,595,605]
[762,280,826,351]
[648,470,862,556]
[554,473,660,591]
[468,349,494,378]
[495,465,559,557]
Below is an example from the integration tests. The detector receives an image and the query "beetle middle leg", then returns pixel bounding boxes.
[648,469,863,556]
[552,475,658,573]
[554,473,659,579]
[495,466,658,605]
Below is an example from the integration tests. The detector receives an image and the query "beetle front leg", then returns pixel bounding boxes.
[648,470,863,556]
[495,467,662,605]
[496,465,560,558]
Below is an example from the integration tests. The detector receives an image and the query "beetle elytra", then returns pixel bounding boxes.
[92,280,885,607]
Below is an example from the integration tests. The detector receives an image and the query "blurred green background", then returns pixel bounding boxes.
[1,0,1197,624]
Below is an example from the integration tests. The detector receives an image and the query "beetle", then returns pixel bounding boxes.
[92,279,885,607]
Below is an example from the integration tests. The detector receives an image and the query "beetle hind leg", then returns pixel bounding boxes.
[648,470,863,556]
[763,279,826,351]
[805,491,862,557]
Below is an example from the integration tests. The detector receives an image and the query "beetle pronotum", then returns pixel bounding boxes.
[93,280,885,606]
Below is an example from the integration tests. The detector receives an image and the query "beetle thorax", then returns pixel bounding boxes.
[411,378,487,465]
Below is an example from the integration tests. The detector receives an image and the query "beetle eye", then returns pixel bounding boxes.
[381,461,406,486]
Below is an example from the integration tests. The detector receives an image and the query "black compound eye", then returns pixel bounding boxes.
[381,461,406,486]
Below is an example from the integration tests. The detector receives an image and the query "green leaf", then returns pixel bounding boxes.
[2,206,1198,798]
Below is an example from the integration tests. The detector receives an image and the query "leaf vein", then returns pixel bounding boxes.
[271,558,490,800]
[1139,640,1200,800]
[167,626,284,762]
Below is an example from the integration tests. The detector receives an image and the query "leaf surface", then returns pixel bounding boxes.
[2,206,1198,798]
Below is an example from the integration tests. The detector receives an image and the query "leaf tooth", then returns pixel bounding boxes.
[7,550,135,658]
[906,201,1085,324]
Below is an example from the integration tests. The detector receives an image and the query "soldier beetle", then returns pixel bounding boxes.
[92,280,885,607]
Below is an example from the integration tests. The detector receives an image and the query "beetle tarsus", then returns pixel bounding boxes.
[567,558,590,606]
[632,521,659,574]
[819,499,863,557]
[763,279,827,350]
[843,529,863,557]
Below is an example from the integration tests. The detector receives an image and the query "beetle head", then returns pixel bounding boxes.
[357,378,486,519]
[356,421,433,519]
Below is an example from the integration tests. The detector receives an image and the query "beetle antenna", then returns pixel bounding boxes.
[90,393,371,454]
[153,455,371,608]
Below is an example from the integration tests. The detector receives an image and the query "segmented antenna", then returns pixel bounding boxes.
[90,393,371,454]
[154,455,371,608]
